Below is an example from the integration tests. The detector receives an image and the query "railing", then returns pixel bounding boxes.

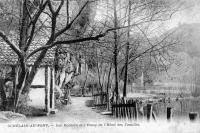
[111,98,199,121]
[112,99,137,119]
[93,92,108,110]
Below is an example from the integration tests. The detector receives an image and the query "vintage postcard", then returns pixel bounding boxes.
[0,0,200,133]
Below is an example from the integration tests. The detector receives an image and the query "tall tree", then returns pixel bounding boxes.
[113,0,119,100]
[123,0,131,97]
[0,0,120,111]
[95,0,182,100]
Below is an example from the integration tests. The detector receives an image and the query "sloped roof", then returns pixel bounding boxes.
[0,39,55,66]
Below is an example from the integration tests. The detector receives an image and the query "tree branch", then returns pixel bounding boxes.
[55,0,64,15]
[55,1,90,37]
[0,31,22,57]
[25,0,34,23]
[26,33,105,60]
[26,25,140,60]
[66,0,69,25]
[25,0,48,51]
[47,0,55,14]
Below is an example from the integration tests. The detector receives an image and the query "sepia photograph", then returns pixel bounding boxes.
[0,0,200,132]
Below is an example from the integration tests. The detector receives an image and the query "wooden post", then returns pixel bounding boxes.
[111,105,114,117]
[50,68,55,110]
[147,103,152,121]
[13,66,18,107]
[126,100,131,119]
[45,66,50,114]
[122,98,126,119]
[45,66,48,112]
[131,100,135,119]
[92,85,94,96]
[189,112,198,121]
[11,65,16,97]
[50,68,57,114]
[112,103,116,118]
[128,100,132,119]
[134,101,138,120]
[167,107,172,121]
[52,68,55,109]
[116,102,118,118]
[94,95,96,106]
[50,68,53,109]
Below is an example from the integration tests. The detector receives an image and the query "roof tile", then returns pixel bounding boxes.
[0,40,55,66]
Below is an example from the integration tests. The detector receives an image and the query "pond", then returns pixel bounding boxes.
[150,98,200,121]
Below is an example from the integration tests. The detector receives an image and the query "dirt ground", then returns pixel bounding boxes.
[26,96,111,123]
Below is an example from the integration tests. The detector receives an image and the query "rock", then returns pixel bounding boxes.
[0,113,9,121]
[0,111,26,121]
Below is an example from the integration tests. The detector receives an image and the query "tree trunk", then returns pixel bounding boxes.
[19,0,29,49]
[106,63,112,111]
[123,0,131,97]
[14,68,29,111]
[0,78,7,111]
[102,64,107,90]
[10,0,41,112]
[97,63,103,91]
[82,65,89,96]
[78,55,82,74]
[113,0,119,101]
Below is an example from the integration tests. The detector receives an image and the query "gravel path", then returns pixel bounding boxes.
[26,97,111,123]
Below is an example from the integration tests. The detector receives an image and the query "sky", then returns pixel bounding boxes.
[165,0,200,29]
[95,0,200,34]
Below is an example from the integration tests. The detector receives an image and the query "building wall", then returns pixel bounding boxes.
[28,68,45,108]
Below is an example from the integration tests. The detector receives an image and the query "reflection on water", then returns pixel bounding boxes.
[152,98,200,120]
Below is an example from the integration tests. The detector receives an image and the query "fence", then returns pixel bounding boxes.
[93,92,108,110]
[153,98,200,121]
[112,99,138,119]
[92,93,200,121]
[111,98,200,121]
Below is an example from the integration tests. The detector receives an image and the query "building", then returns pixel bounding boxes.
[0,39,56,115]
